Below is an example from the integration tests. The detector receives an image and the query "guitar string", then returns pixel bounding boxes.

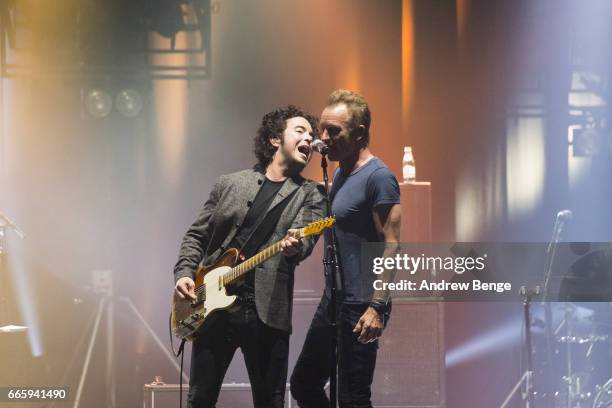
[178,220,332,332]
[190,219,332,295]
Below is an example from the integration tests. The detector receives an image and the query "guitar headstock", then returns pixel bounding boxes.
[299,217,336,238]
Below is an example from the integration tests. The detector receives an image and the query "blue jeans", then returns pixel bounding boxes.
[290,296,387,408]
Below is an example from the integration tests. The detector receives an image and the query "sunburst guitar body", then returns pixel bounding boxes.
[171,217,335,340]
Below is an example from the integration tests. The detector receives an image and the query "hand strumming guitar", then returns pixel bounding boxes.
[175,277,197,301]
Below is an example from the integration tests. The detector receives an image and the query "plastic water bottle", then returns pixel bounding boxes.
[402,146,416,183]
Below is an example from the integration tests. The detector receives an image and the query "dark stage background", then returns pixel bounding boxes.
[1,1,611,407]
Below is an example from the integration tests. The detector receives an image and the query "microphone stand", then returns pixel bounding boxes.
[511,211,571,408]
[541,210,571,407]
[543,212,569,300]
[503,285,540,408]
[320,153,343,408]
[520,285,540,408]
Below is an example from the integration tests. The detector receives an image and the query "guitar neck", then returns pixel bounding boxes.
[222,230,304,286]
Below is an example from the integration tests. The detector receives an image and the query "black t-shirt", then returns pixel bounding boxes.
[229,177,286,297]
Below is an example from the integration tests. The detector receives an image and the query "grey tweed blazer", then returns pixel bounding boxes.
[174,168,326,332]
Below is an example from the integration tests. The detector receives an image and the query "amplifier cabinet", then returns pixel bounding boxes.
[292,299,445,408]
[372,300,445,408]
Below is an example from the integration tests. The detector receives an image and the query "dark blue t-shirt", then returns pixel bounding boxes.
[324,157,400,303]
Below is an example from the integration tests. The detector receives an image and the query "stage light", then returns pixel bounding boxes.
[81,85,147,119]
[6,237,43,357]
[115,89,144,118]
[83,88,113,118]
[506,117,545,218]
[446,315,523,368]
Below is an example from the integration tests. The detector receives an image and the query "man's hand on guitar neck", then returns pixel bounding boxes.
[280,229,303,257]
[175,277,197,301]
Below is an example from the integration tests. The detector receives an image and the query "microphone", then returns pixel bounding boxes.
[557,209,573,222]
[311,139,329,155]
[543,209,573,300]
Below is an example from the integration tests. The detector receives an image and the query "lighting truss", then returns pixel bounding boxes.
[0,0,212,80]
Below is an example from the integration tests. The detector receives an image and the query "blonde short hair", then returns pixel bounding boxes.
[326,89,371,144]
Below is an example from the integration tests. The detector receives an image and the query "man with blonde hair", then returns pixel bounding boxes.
[290,90,401,408]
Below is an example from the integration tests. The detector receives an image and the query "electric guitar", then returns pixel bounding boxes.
[171,217,336,340]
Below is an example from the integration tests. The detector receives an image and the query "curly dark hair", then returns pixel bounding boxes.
[253,105,319,169]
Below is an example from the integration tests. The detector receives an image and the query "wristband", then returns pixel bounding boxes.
[369,301,389,317]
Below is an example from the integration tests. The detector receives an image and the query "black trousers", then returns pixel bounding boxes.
[188,303,289,408]
[290,296,382,408]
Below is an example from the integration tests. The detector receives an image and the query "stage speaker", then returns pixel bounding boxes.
[291,299,445,408]
[372,300,445,408]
